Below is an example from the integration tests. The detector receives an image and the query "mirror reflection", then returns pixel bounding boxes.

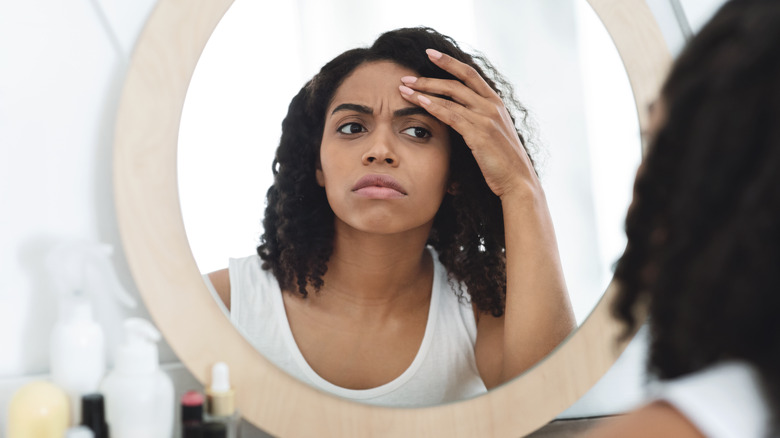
[178,0,640,407]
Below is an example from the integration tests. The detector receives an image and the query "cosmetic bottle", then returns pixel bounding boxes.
[205,362,240,438]
[7,380,70,438]
[100,318,174,438]
[47,240,136,425]
[81,393,109,438]
[182,390,205,437]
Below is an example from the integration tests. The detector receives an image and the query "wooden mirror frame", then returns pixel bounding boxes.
[114,0,670,435]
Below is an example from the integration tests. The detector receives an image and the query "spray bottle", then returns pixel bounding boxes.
[100,318,174,438]
[47,240,137,425]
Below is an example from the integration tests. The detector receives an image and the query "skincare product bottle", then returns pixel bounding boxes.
[100,318,174,438]
[7,381,70,438]
[205,362,240,438]
[47,240,136,425]
[182,389,205,437]
[182,390,204,426]
[80,393,109,438]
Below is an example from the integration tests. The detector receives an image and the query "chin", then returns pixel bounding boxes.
[338,215,431,237]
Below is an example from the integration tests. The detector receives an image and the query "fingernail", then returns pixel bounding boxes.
[400,76,418,84]
[417,94,432,105]
[426,49,442,60]
[399,85,414,96]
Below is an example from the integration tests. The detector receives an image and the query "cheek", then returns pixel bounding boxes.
[433,146,452,184]
[317,143,335,184]
[317,143,348,188]
[421,149,451,197]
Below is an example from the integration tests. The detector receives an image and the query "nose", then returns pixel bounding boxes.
[361,129,399,166]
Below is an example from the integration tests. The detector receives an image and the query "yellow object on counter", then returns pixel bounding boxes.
[7,381,70,438]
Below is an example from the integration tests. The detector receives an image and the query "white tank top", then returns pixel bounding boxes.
[650,361,771,438]
[224,248,487,407]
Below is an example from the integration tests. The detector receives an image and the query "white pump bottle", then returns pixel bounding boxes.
[47,240,137,425]
[100,318,174,438]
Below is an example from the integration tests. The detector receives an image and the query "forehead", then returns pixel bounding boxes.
[327,61,418,113]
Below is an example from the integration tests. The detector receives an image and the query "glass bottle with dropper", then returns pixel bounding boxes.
[204,362,240,438]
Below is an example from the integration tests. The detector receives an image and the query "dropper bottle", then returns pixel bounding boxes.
[205,362,240,438]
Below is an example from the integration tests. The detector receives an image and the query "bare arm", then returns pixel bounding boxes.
[472,187,576,388]
[399,49,576,387]
[207,268,231,311]
[495,187,576,383]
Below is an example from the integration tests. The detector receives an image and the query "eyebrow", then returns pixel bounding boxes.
[330,103,431,118]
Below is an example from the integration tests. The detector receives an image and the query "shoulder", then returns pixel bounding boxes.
[207,269,231,311]
[584,402,705,438]
[206,255,269,312]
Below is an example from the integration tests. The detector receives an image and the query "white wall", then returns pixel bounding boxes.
[0,0,727,435]
[0,0,154,375]
[0,0,195,431]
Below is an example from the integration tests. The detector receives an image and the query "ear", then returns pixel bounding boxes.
[315,162,325,187]
[447,181,459,195]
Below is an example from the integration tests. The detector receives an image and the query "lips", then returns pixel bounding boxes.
[352,174,407,198]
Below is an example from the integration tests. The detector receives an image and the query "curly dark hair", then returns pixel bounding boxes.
[612,0,780,429]
[257,27,535,317]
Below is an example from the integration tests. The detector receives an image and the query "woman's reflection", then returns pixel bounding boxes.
[205,27,576,407]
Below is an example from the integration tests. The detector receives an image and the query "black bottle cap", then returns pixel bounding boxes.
[81,393,110,438]
[202,421,227,438]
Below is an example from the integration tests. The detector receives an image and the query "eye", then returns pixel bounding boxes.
[338,122,366,134]
[402,126,431,139]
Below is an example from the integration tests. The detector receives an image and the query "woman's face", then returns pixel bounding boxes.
[316,60,452,236]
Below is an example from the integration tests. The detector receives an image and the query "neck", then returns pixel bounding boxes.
[314,219,434,311]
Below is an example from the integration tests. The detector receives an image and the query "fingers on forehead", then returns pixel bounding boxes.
[435,52,493,97]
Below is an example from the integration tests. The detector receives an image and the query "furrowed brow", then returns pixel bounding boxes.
[393,107,431,118]
[331,103,372,115]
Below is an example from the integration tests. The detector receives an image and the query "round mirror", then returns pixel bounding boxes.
[114,0,670,435]
[179,0,639,327]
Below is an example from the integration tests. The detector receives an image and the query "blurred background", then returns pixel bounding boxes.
[0,0,727,435]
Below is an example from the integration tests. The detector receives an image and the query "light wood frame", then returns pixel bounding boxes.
[113,1,670,436]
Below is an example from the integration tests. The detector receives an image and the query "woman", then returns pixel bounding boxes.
[207,27,575,407]
[589,0,780,436]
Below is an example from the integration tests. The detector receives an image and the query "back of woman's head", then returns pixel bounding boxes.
[613,0,780,421]
[259,27,533,316]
